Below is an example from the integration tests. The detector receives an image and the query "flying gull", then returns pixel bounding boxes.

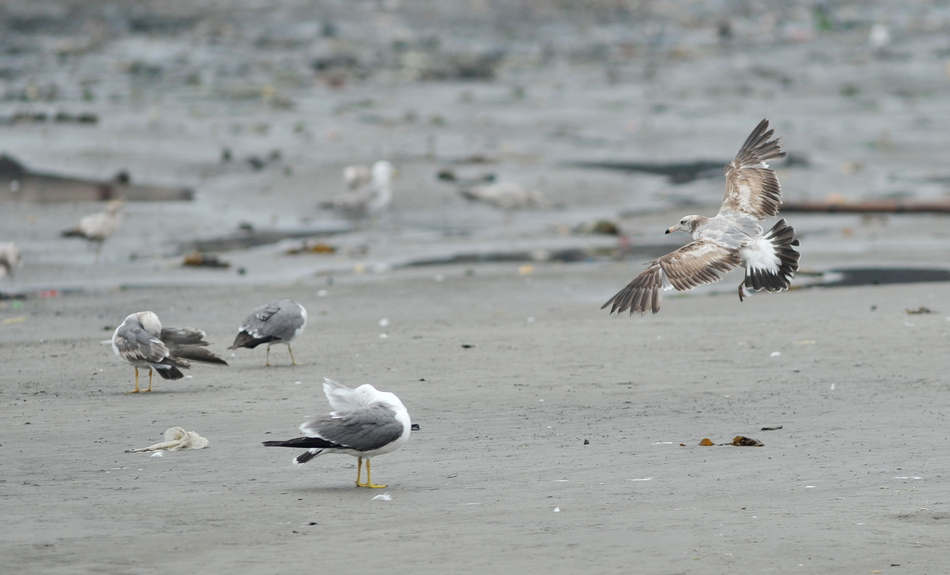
[264,378,411,488]
[603,119,800,315]
[61,199,124,259]
[229,299,307,366]
[112,311,228,393]
[320,160,396,221]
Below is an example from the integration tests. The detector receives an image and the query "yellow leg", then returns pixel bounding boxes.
[288,344,300,366]
[264,346,271,367]
[145,369,153,392]
[355,456,364,486]
[357,458,387,489]
[128,367,141,393]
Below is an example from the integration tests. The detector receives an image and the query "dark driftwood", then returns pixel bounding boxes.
[782,201,950,214]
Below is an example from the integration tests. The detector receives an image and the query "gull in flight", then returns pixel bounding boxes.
[264,378,411,488]
[229,299,307,366]
[603,119,800,315]
[112,311,228,393]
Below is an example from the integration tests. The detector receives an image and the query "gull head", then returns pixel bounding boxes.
[371,161,397,184]
[130,311,163,337]
[666,215,707,236]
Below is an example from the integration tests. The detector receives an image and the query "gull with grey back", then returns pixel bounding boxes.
[263,378,411,488]
[229,299,307,366]
[111,311,228,393]
[602,119,800,315]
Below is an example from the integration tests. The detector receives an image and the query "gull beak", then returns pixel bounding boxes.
[665,226,675,234]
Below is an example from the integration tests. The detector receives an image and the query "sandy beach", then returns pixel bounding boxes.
[3,1,950,573]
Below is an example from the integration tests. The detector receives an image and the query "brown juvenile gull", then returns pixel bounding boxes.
[264,378,411,488]
[603,119,801,315]
[61,199,124,258]
[229,299,307,366]
[0,242,22,284]
[111,311,228,393]
[320,161,395,220]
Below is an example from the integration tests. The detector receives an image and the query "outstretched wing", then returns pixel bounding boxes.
[719,118,785,220]
[602,240,741,315]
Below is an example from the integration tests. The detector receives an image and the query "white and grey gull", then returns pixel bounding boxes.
[111,311,228,393]
[264,378,411,488]
[603,119,800,315]
[229,299,307,366]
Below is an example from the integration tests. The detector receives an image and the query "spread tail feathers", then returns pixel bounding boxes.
[744,219,800,292]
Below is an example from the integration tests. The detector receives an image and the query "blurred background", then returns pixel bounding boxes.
[1,0,949,295]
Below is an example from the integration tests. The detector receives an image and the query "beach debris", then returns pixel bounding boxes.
[372,493,392,501]
[731,436,764,447]
[127,427,210,452]
[770,351,781,357]
[628,477,652,481]
[574,219,620,236]
[183,251,230,268]
[285,241,337,255]
[518,264,534,275]
[151,452,163,458]
[760,426,783,431]
[379,318,389,327]
[699,438,714,446]
[461,344,474,349]
[553,507,560,513]
[410,423,420,431]
[906,306,934,314]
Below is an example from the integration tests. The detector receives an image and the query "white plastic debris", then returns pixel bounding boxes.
[185,375,193,379]
[770,351,781,357]
[128,427,210,452]
[379,333,388,339]
[151,452,163,458]
[553,507,560,513]
[372,493,392,501]
[830,383,836,390]
[379,318,390,327]
[294,381,302,385]
[628,477,653,482]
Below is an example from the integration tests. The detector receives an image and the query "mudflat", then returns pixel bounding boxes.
[2,264,948,574]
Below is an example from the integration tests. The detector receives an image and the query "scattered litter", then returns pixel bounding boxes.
[731,436,764,447]
[285,242,336,255]
[446,473,458,479]
[461,344,474,349]
[628,477,653,481]
[230,353,236,358]
[372,493,391,501]
[151,452,163,458]
[518,264,534,275]
[410,423,421,431]
[760,426,783,431]
[906,306,934,314]
[183,251,230,268]
[699,438,714,446]
[379,318,389,327]
[770,351,781,357]
[894,476,923,480]
[795,340,816,345]
[127,427,210,452]
[805,485,815,489]
[830,383,836,390]
[379,334,388,339]
[3,316,26,324]
[294,381,302,385]
[185,375,193,379]
[652,441,674,445]
[553,507,560,513]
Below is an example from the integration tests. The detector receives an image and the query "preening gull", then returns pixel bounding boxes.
[320,160,396,220]
[61,199,124,258]
[0,242,21,283]
[112,311,228,393]
[264,378,411,488]
[229,299,307,366]
[603,119,800,315]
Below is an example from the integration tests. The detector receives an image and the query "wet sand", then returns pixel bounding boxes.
[2,264,949,574]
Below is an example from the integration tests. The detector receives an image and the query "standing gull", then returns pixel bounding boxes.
[603,119,800,315]
[264,378,411,488]
[229,300,307,366]
[459,182,547,225]
[0,242,22,285]
[61,199,124,259]
[320,160,396,221]
[112,311,228,393]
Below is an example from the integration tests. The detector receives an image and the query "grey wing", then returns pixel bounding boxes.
[250,301,302,339]
[602,240,741,315]
[160,327,210,346]
[115,323,170,363]
[238,302,281,336]
[719,118,785,220]
[300,405,403,452]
